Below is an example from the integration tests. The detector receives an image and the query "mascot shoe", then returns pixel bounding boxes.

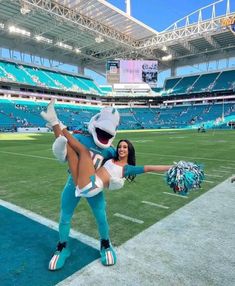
[48,242,71,271]
[100,239,117,266]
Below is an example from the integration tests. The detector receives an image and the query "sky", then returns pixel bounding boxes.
[107,0,230,31]
[1,0,234,86]
[86,0,235,86]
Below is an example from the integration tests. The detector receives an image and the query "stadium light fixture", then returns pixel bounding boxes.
[56,42,73,50]
[95,36,104,43]
[35,35,53,44]
[8,25,31,37]
[161,45,168,52]
[20,7,31,15]
[161,54,173,61]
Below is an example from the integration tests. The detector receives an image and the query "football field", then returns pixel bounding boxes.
[0,129,234,246]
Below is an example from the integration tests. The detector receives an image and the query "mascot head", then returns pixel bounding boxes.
[88,107,120,149]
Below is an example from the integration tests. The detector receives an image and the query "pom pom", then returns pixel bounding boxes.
[166,161,204,195]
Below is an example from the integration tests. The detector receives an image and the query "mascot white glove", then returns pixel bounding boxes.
[40,99,59,127]
[40,99,67,130]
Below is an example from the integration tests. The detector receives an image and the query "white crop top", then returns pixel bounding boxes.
[102,159,145,191]
[103,159,123,179]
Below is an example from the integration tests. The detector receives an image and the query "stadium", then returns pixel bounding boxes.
[0,0,234,285]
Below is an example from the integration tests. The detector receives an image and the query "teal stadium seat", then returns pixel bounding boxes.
[172,75,199,95]
[212,70,235,91]
[191,72,220,93]
[0,60,102,95]
[162,77,182,96]
[100,86,113,95]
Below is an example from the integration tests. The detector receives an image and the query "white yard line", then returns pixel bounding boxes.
[221,166,234,169]
[215,170,230,173]
[137,152,235,163]
[0,151,56,161]
[0,199,99,249]
[204,180,214,183]
[163,192,188,198]
[114,213,144,224]
[142,201,169,209]
[205,173,223,178]
[146,172,164,176]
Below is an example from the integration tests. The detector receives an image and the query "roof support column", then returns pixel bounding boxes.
[79,65,85,75]
[170,64,176,77]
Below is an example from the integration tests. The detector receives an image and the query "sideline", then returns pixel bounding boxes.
[59,177,235,286]
[0,199,99,249]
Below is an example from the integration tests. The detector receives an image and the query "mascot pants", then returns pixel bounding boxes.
[59,175,109,243]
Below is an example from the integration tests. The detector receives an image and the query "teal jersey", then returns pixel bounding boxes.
[73,133,116,169]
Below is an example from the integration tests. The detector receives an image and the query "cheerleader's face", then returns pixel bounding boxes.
[118,141,129,159]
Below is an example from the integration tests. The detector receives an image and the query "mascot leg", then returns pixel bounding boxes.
[88,192,117,266]
[49,176,80,271]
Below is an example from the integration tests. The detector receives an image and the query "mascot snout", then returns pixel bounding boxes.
[88,107,120,149]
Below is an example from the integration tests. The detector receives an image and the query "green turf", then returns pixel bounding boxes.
[0,130,234,246]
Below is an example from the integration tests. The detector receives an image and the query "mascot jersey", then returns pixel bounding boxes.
[73,133,116,169]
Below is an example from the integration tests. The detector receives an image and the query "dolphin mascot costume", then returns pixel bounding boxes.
[41,100,120,270]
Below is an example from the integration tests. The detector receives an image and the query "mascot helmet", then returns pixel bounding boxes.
[88,107,120,149]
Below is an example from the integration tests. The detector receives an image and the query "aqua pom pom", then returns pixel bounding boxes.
[166,161,204,195]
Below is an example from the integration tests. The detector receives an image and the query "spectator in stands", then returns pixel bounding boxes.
[198,124,205,133]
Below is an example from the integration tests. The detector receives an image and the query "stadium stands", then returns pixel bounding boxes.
[162,68,235,96]
[0,61,235,132]
[1,97,235,132]
[190,72,220,93]
[99,85,113,95]
[0,60,102,95]
[212,70,235,92]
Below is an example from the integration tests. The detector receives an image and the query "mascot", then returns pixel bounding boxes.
[41,100,120,270]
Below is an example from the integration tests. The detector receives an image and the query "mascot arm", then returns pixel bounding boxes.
[103,146,117,160]
[52,133,82,163]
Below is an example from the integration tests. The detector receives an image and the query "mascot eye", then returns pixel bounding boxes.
[95,115,101,121]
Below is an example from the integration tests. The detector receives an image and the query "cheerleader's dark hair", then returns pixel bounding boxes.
[115,139,136,182]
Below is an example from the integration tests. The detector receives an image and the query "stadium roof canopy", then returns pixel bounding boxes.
[0,0,158,73]
[0,0,234,74]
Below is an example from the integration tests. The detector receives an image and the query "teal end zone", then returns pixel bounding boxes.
[0,206,100,286]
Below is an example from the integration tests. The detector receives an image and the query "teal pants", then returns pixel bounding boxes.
[59,175,109,243]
